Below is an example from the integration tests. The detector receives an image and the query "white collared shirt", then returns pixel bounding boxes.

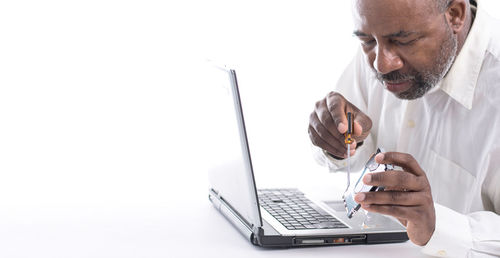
[316,1,500,257]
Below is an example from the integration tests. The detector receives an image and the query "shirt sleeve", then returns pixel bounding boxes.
[421,203,500,257]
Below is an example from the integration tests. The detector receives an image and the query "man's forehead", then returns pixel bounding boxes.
[352,0,436,17]
[352,0,437,35]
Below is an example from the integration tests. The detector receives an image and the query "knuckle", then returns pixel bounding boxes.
[328,91,341,99]
[309,111,317,123]
[311,137,321,148]
[417,176,430,190]
[315,100,322,109]
[390,192,400,203]
[318,109,330,124]
[308,127,318,143]
[329,102,341,113]
[371,172,383,183]
[362,192,373,202]
[396,173,406,187]
[404,153,415,163]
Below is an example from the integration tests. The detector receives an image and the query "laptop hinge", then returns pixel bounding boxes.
[209,189,257,243]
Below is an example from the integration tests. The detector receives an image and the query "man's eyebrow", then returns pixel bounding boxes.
[352,30,417,38]
[382,30,417,38]
[353,30,369,37]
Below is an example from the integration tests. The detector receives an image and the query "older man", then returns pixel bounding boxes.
[309,0,500,257]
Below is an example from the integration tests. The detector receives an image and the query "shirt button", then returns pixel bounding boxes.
[407,120,416,128]
[437,250,446,256]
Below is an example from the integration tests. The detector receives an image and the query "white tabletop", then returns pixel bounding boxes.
[0,176,431,258]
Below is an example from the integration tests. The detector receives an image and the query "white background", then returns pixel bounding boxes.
[1,0,500,257]
[0,0,361,210]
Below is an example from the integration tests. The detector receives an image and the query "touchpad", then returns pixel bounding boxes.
[324,201,346,212]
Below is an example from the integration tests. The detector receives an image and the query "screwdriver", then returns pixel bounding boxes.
[344,112,354,190]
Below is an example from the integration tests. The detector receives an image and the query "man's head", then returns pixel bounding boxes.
[352,0,472,99]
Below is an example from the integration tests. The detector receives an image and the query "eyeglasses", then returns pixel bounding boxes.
[352,148,393,193]
[343,147,393,218]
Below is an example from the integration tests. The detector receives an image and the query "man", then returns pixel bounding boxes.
[308,0,500,257]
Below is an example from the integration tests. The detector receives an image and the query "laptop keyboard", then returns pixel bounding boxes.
[258,189,348,230]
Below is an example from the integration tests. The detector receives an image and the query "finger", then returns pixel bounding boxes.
[360,204,415,221]
[313,101,347,148]
[310,112,349,153]
[355,191,425,206]
[308,125,346,158]
[375,152,425,176]
[362,171,425,191]
[325,92,348,134]
[352,111,372,137]
[353,121,363,137]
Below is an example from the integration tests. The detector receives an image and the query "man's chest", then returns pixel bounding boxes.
[372,90,497,212]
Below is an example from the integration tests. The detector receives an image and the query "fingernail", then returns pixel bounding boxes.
[350,149,355,156]
[364,174,372,183]
[363,204,371,208]
[355,193,365,202]
[375,153,385,163]
[338,123,346,133]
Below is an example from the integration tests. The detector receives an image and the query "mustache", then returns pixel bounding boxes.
[376,71,416,83]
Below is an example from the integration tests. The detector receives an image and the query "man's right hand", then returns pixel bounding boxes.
[308,91,372,159]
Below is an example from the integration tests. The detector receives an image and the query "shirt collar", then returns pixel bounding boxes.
[438,0,489,110]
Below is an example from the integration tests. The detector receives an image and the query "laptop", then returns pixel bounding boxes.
[207,64,408,247]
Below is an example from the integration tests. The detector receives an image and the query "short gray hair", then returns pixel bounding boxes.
[436,0,453,12]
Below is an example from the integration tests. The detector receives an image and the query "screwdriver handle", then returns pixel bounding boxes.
[347,112,352,134]
[344,112,353,144]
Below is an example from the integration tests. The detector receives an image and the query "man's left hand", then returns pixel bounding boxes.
[354,152,436,246]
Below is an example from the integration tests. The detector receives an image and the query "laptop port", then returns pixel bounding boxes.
[349,235,367,243]
[297,239,326,245]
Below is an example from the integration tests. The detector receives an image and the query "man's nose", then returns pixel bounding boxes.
[373,46,403,75]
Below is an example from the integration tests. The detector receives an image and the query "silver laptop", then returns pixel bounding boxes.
[207,64,408,247]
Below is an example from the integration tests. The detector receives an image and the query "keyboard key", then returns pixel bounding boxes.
[258,189,348,230]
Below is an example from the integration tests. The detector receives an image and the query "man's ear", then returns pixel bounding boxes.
[445,0,468,34]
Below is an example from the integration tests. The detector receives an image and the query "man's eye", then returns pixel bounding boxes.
[392,38,418,46]
[361,39,376,46]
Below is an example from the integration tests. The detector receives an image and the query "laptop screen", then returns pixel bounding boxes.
[206,65,262,229]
